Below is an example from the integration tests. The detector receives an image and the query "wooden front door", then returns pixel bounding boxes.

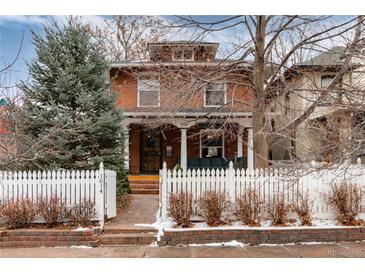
[140,129,162,173]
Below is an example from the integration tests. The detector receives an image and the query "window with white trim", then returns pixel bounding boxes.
[200,130,224,158]
[172,48,194,61]
[204,82,227,107]
[321,74,336,88]
[137,75,160,107]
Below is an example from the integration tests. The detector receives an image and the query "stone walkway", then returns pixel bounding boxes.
[106,194,159,228]
[1,242,364,258]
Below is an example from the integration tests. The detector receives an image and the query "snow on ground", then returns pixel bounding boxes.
[73,227,93,231]
[189,240,248,247]
[154,217,346,232]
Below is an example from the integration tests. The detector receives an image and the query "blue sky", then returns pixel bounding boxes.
[0,15,111,87]
[0,15,355,90]
[0,15,243,88]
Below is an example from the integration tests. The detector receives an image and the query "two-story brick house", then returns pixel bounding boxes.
[110,41,254,191]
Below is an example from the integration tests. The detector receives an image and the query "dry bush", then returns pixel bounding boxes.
[199,190,230,226]
[37,195,67,227]
[267,195,290,226]
[168,191,193,227]
[68,199,96,227]
[234,189,263,226]
[328,182,364,226]
[117,193,132,209]
[291,193,313,226]
[0,198,38,229]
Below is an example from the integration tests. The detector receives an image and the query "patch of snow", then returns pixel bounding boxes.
[148,241,158,247]
[189,240,247,247]
[70,245,93,249]
[162,218,355,232]
[73,227,91,231]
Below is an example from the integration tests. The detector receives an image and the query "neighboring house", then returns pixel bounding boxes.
[110,41,254,176]
[282,46,365,162]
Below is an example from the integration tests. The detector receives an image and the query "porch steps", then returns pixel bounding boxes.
[100,226,158,245]
[128,175,159,195]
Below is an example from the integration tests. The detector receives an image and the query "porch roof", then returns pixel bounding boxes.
[123,110,253,118]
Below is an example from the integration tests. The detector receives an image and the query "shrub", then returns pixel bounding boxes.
[328,182,363,226]
[37,195,67,227]
[234,189,263,226]
[68,200,96,227]
[117,193,132,209]
[267,195,290,226]
[199,190,230,226]
[0,198,37,229]
[291,193,313,226]
[168,191,193,227]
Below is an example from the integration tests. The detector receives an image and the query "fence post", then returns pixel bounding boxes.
[161,162,168,221]
[228,161,235,203]
[98,162,105,227]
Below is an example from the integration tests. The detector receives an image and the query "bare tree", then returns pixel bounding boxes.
[94,16,167,61]
[149,15,365,168]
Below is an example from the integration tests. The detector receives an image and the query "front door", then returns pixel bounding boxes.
[140,129,162,173]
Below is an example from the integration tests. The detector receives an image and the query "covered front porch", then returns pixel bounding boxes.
[122,113,254,174]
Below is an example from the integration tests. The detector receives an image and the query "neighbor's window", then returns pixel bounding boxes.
[138,75,160,107]
[204,82,227,107]
[200,130,224,158]
[321,75,336,88]
[172,48,194,61]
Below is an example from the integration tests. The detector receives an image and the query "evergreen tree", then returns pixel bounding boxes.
[20,17,125,181]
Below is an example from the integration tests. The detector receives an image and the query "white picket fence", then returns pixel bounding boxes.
[159,162,365,221]
[0,163,117,225]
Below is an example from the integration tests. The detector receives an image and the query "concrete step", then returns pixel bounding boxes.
[100,233,157,245]
[129,180,159,185]
[128,175,159,181]
[130,183,159,189]
[103,227,158,234]
[131,189,159,194]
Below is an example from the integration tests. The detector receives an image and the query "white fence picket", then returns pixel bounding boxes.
[160,161,365,221]
[0,163,116,225]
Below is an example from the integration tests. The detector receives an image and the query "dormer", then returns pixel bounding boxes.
[147,41,219,62]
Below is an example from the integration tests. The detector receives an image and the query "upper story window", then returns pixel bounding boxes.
[204,82,227,107]
[320,74,342,88]
[137,75,160,107]
[172,48,194,61]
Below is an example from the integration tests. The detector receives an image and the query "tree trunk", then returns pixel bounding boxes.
[252,16,269,169]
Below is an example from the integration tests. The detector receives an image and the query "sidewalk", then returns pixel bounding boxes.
[106,194,159,228]
[1,242,364,258]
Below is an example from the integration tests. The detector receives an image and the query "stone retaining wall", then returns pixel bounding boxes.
[0,228,101,248]
[159,227,365,246]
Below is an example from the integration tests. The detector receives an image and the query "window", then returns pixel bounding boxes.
[200,130,224,158]
[138,76,160,107]
[204,82,227,107]
[321,75,335,88]
[172,48,194,61]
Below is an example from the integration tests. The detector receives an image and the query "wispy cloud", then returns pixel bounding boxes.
[0,15,108,28]
[0,15,47,26]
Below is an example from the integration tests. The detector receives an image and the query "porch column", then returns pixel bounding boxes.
[123,125,130,171]
[237,127,244,158]
[247,128,254,170]
[180,128,188,170]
